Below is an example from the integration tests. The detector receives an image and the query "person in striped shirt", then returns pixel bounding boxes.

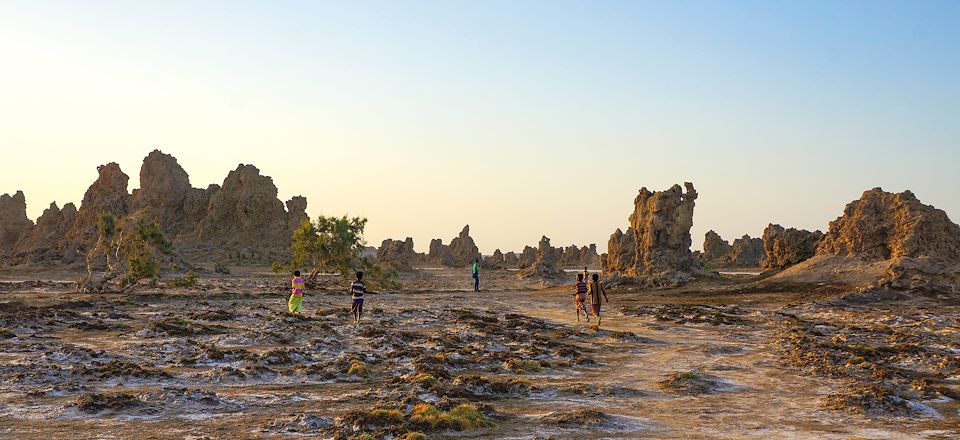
[288,270,305,314]
[350,271,366,324]
[574,273,590,322]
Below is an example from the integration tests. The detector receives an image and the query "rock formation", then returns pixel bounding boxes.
[67,163,132,244]
[286,196,309,232]
[519,236,563,278]
[448,225,481,267]
[2,150,308,266]
[699,231,763,268]
[517,246,537,269]
[0,191,33,252]
[423,225,481,267]
[700,230,732,266]
[816,188,960,291]
[557,244,602,269]
[760,224,822,270]
[196,164,290,248]
[729,235,764,267]
[130,150,192,237]
[603,183,699,286]
[503,251,520,268]
[483,249,505,269]
[376,237,418,272]
[425,238,454,266]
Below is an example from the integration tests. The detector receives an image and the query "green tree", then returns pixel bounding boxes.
[292,215,368,282]
[78,211,180,292]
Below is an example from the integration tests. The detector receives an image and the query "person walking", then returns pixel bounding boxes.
[574,273,590,322]
[588,273,609,326]
[288,270,305,314]
[350,271,366,324]
[472,258,481,292]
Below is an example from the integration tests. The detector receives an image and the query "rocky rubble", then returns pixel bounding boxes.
[0,150,308,266]
[603,183,699,287]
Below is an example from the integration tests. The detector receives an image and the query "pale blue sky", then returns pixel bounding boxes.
[1,0,958,253]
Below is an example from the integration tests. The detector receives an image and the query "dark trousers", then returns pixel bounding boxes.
[473,274,479,291]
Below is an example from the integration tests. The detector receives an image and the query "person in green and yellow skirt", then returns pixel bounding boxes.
[289,270,305,314]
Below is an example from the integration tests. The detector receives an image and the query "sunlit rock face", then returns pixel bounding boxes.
[603,183,699,287]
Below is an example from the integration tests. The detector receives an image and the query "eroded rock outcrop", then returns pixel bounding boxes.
[760,224,822,270]
[817,188,960,291]
[730,235,764,267]
[700,231,732,266]
[503,251,520,269]
[423,225,481,267]
[700,231,763,268]
[519,236,563,278]
[376,237,418,272]
[448,225,481,267]
[603,183,699,287]
[131,150,192,237]
[518,246,537,269]
[483,249,505,269]
[285,196,308,232]
[3,151,308,266]
[0,191,33,252]
[67,163,131,244]
[557,244,601,269]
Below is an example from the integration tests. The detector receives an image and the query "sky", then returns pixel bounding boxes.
[1,0,958,254]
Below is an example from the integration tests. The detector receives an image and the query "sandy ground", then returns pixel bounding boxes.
[0,268,958,439]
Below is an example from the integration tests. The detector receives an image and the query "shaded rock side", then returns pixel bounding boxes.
[66,163,131,244]
[0,191,33,252]
[700,230,732,266]
[519,236,564,278]
[699,231,763,268]
[195,164,290,249]
[760,224,822,270]
[483,249,505,269]
[376,237,418,272]
[448,225,481,267]
[730,235,764,267]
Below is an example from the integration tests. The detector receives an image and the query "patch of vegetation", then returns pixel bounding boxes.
[657,370,718,395]
[347,359,369,377]
[503,358,542,373]
[77,212,183,292]
[447,404,495,430]
[170,270,199,288]
[542,408,607,426]
[413,373,440,386]
[408,403,495,431]
[0,327,16,339]
[399,432,427,440]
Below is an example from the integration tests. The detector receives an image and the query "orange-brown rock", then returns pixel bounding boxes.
[604,183,699,287]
